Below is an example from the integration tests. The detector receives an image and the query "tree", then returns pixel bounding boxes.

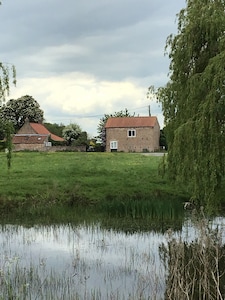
[0,3,16,169]
[157,0,225,210]
[0,63,16,104]
[72,131,88,148]
[0,95,44,132]
[44,122,65,138]
[0,4,16,104]
[97,108,133,149]
[4,121,14,169]
[159,129,167,150]
[62,123,82,145]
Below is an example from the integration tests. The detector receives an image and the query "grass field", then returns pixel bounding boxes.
[0,151,188,223]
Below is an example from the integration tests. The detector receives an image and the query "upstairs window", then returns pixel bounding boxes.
[127,129,136,137]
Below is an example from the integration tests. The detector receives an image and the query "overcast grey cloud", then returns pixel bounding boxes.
[0,0,186,136]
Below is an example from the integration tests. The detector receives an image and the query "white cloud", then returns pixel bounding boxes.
[8,72,164,136]
[1,0,186,136]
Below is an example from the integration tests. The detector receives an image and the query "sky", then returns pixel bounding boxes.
[0,0,186,137]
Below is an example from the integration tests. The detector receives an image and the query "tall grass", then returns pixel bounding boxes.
[97,193,185,232]
[99,193,184,219]
[160,210,225,299]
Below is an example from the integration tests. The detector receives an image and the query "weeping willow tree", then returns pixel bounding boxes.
[0,0,16,171]
[0,63,16,103]
[157,0,225,210]
[0,2,16,102]
[0,62,16,169]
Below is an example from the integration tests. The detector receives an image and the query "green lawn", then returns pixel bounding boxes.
[0,151,188,222]
[0,152,184,199]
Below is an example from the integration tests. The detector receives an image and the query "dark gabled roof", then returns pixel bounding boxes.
[105,116,158,128]
[30,123,64,142]
[12,135,48,144]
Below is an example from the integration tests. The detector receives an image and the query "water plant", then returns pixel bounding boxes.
[160,210,225,299]
[98,192,185,232]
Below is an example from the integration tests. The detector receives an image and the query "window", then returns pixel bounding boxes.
[127,129,136,137]
[110,141,118,149]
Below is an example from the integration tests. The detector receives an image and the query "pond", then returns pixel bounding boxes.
[0,216,225,299]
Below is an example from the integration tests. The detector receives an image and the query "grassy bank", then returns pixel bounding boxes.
[0,152,188,222]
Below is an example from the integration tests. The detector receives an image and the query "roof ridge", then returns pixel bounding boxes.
[28,122,64,141]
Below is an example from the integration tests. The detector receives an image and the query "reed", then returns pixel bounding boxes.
[99,193,184,220]
[160,210,225,299]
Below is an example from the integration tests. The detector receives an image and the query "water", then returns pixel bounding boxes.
[0,217,225,299]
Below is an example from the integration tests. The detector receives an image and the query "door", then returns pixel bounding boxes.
[110,141,118,152]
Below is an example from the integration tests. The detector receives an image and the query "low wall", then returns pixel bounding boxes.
[47,145,86,152]
[13,144,86,152]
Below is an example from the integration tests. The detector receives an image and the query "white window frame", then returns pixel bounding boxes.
[44,141,52,147]
[127,129,136,137]
[110,141,118,150]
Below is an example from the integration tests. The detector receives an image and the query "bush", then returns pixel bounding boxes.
[0,141,6,152]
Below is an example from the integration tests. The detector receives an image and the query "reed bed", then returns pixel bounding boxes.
[160,211,225,299]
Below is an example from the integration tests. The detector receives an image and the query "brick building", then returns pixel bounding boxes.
[105,116,160,152]
[12,119,64,151]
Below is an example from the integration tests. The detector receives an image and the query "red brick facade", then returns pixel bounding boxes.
[105,116,160,152]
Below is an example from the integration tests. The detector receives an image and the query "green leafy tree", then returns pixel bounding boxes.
[0,121,5,140]
[0,3,16,169]
[0,0,16,104]
[44,122,65,138]
[0,95,44,132]
[157,0,225,210]
[159,129,167,150]
[72,131,88,148]
[4,121,14,169]
[97,108,133,149]
[0,63,16,104]
[62,123,82,145]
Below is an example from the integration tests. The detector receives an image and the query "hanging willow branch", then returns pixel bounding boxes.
[0,62,16,104]
[156,0,225,211]
[0,63,16,170]
[4,121,13,170]
[0,4,17,170]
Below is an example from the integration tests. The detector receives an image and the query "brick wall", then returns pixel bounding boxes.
[13,144,86,152]
[13,144,45,151]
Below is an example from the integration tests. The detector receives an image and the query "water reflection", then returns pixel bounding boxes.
[1,217,224,299]
[0,223,166,299]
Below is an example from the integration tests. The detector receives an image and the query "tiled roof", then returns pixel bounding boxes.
[105,116,158,128]
[12,135,48,144]
[50,133,65,142]
[30,123,64,142]
[30,123,50,135]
